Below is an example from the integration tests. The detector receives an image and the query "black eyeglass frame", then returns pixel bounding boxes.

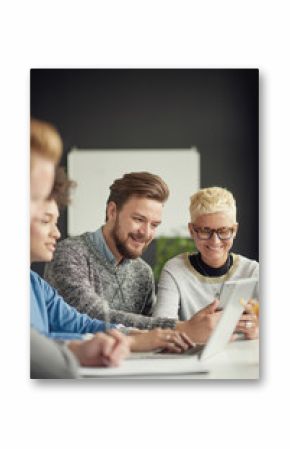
[191,225,236,241]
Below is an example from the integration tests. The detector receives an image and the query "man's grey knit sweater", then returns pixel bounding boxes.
[44,232,176,330]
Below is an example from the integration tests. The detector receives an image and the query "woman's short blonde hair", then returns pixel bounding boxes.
[30,118,63,166]
[189,187,237,223]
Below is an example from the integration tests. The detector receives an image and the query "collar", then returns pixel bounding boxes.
[189,252,233,277]
[89,227,130,267]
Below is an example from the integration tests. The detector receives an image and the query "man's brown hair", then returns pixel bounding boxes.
[106,172,169,219]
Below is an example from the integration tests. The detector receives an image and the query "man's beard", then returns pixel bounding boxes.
[111,219,151,259]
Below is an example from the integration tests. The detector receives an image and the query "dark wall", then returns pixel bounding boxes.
[31,69,259,274]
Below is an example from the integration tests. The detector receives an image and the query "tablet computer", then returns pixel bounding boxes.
[219,277,259,309]
[200,277,259,360]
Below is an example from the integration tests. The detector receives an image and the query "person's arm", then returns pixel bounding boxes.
[152,268,180,319]
[30,328,79,379]
[31,328,130,378]
[68,329,131,367]
[44,243,176,330]
[175,300,222,344]
[42,276,117,337]
[127,328,195,353]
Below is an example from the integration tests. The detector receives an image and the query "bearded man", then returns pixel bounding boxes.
[44,172,177,329]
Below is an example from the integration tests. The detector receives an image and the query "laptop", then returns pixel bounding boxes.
[79,277,258,377]
[132,277,258,361]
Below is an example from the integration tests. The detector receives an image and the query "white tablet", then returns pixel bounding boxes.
[200,277,259,360]
[219,277,259,309]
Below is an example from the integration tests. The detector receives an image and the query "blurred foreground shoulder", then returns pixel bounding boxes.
[30,328,79,379]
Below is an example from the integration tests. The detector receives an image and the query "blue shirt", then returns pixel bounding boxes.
[30,270,116,340]
[89,228,130,267]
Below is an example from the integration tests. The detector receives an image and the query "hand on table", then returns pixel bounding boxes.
[68,329,131,367]
[128,328,195,353]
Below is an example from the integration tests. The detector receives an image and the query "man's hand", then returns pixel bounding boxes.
[68,329,131,367]
[176,299,222,344]
[127,328,195,353]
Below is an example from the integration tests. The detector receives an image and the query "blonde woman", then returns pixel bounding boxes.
[153,187,259,340]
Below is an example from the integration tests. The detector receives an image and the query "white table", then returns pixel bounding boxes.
[191,338,259,379]
[79,339,259,380]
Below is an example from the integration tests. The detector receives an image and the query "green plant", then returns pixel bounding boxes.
[153,237,196,282]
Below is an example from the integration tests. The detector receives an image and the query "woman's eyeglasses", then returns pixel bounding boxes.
[192,226,235,241]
